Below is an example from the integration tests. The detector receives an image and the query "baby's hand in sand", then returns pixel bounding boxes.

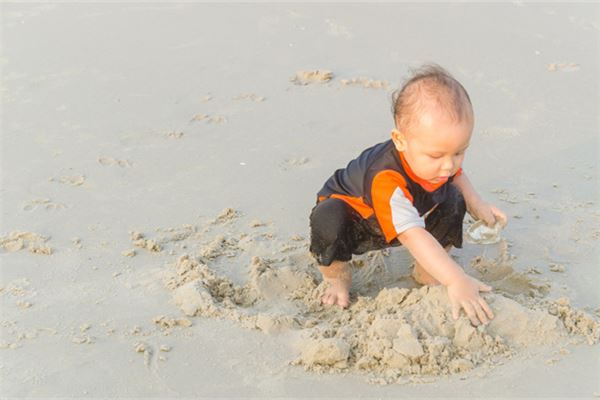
[468,201,507,227]
[447,275,494,326]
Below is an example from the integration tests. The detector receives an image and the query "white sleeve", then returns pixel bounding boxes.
[390,187,425,234]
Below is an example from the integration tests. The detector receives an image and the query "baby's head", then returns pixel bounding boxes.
[390,64,473,185]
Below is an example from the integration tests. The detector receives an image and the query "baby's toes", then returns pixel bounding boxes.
[337,293,350,308]
[321,293,334,305]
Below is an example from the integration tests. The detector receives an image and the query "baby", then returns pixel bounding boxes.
[309,64,507,326]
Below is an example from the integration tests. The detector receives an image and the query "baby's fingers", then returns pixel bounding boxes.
[481,209,497,227]
[473,301,490,325]
[490,206,508,226]
[452,301,461,321]
[479,298,495,320]
[461,301,481,326]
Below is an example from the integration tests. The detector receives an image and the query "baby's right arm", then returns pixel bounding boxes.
[397,227,494,326]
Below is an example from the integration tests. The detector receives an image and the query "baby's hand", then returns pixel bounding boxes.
[447,274,494,326]
[468,201,507,227]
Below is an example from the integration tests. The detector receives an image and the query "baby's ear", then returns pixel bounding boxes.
[391,129,407,151]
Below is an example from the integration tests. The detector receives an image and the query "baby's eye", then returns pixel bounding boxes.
[429,154,443,159]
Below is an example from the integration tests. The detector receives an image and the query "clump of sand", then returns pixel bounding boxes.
[233,93,265,102]
[340,77,389,90]
[98,156,132,167]
[129,231,161,252]
[166,131,184,139]
[548,297,600,345]
[0,231,52,255]
[211,207,240,224]
[280,157,310,171]
[153,315,192,329]
[190,114,226,124]
[290,70,333,85]
[146,209,599,383]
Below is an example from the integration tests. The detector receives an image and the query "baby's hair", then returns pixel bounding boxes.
[391,63,473,131]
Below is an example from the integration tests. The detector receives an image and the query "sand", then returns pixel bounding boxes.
[153,211,598,385]
[1,2,599,398]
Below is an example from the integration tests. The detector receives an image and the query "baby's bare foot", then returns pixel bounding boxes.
[321,277,351,308]
[412,262,440,286]
[318,261,352,308]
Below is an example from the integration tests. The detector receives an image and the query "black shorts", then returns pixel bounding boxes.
[309,184,466,266]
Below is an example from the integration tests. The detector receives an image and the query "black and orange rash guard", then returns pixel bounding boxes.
[317,139,463,243]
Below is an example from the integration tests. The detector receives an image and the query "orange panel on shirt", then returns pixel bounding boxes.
[319,194,374,219]
[371,170,413,242]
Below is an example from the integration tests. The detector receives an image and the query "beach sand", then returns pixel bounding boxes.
[1,3,599,398]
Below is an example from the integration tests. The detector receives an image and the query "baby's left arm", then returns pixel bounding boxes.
[452,172,507,227]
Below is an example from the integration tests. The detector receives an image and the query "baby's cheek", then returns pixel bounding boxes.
[455,155,465,168]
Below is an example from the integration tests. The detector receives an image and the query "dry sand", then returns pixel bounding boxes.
[1,3,599,398]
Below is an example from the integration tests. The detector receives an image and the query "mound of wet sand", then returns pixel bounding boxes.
[141,208,599,383]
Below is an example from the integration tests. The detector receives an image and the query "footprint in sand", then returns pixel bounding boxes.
[325,18,353,39]
[190,114,226,124]
[232,93,266,102]
[340,77,389,90]
[49,174,86,186]
[547,63,580,72]
[290,70,333,85]
[22,198,67,212]
[165,131,184,139]
[98,156,132,168]
[481,126,520,139]
[279,157,310,171]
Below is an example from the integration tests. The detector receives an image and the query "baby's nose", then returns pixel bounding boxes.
[441,158,454,172]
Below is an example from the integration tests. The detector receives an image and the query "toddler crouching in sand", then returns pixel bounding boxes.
[309,64,507,326]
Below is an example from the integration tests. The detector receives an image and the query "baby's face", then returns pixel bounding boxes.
[393,110,472,184]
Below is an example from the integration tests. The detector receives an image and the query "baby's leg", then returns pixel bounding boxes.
[309,198,366,308]
[319,260,352,308]
[412,245,452,286]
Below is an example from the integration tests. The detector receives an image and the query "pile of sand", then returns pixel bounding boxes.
[190,113,226,124]
[0,231,52,255]
[290,70,333,85]
[97,156,132,168]
[143,209,599,383]
[340,77,389,90]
